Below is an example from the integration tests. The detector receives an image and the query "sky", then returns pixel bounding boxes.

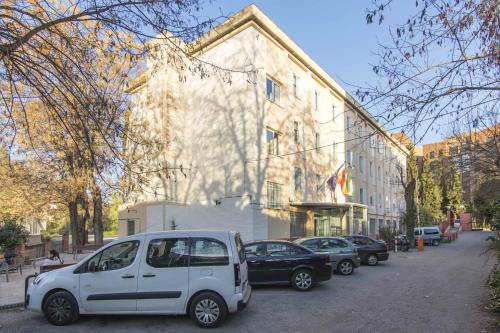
[199,0,444,144]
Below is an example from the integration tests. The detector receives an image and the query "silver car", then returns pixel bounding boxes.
[294,237,361,275]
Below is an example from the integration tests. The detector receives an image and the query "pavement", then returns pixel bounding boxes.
[0,253,79,307]
[0,231,498,332]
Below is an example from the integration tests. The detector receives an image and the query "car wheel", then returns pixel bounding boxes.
[43,291,79,326]
[189,292,227,328]
[291,269,314,291]
[337,260,354,275]
[432,239,440,246]
[367,254,378,266]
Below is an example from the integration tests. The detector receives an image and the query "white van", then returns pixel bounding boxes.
[414,226,443,246]
[26,230,251,328]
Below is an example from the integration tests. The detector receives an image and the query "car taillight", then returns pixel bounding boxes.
[234,263,241,287]
[324,255,332,266]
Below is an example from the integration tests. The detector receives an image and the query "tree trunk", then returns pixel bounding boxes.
[79,192,91,245]
[92,185,104,245]
[68,199,78,247]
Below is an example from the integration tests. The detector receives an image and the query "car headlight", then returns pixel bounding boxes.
[33,274,46,285]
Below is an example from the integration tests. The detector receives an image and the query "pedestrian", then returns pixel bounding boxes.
[42,249,64,266]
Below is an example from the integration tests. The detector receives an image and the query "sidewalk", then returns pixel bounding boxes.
[0,253,78,308]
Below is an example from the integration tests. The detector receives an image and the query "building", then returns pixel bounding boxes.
[416,124,499,204]
[118,5,408,241]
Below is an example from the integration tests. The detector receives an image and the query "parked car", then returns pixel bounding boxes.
[341,235,389,266]
[294,237,361,275]
[414,226,442,246]
[26,231,251,328]
[244,240,332,291]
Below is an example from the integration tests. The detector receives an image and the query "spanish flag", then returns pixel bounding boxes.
[337,165,353,196]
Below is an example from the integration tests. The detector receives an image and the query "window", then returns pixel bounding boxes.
[370,195,374,206]
[267,182,283,208]
[316,174,322,192]
[234,233,246,263]
[127,220,135,236]
[424,229,440,235]
[346,116,351,132]
[292,74,298,97]
[346,150,352,166]
[87,241,139,272]
[377,166,381,181]
[359,155,364,173]
[290,212,307,237]
[320,238,349,249]
[369,161,373,177]
[332,105,336,122]
[301,239,320,250]
[315,132,320,150]
[266,129,279,155]
[314,90,319,110]
[294,168,303,191]
[266,77,280,103]
[359,188,364,204]
[293,121,299,144]
[146,238,189,268]
[245,243,266,258]
[267,243,307,256]
[378,193,382,208]
[190,238,229,266]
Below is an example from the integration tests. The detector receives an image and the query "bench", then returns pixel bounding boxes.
[72,244,102,260]
[39,263,74,273]
[0,255,24,282]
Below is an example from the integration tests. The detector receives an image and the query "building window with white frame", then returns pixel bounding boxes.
[378,193,382,208]
[294,167,303,191]
[292,73,298,97]
[377,165,381,181]
[359,188,364,204]
[266,77,280,104]
[332,104,336,122]
[370,195,374,207]
[369,161,373,177]
[293,121,299,144]
[267,182,283,208]
[267,129,279,155]
[359,155,364,174]
[315,132,320,150]
[314,90,319,110]
[346,150,353,166]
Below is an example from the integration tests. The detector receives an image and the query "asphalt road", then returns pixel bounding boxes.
[0,231,497,333]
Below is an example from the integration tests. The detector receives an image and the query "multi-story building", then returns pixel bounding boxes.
[118,5,408,241]
[417,124,499,204]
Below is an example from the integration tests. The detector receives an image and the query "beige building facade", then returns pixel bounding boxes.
[118,5,407,241]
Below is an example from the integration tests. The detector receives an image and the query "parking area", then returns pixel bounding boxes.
[0,231,497,333]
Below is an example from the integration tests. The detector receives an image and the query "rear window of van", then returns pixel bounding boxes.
[235,233,246,263]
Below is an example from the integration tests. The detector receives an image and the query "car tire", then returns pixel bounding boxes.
[43,291,79,326]
[432,239,440,246]
[291,269,314,291]
[189,292,227,328]
[337,260,354,275]
[366,254,378,266]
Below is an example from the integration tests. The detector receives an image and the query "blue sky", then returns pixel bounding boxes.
[200,1,443,144]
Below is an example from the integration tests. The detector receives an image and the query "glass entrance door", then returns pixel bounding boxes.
[314,209,344,236]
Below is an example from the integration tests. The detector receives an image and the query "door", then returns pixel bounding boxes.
[137,234,190,313]
[79,239,142,313]
[245,242,268,283]
[262,243,295,282]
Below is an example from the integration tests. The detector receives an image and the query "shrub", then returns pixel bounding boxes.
[0,218,30,252]
[378,226,397,250]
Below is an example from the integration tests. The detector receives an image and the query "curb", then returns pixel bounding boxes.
[0,302,24,311]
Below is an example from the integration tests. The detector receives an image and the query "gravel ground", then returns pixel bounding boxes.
[0,231,498,333]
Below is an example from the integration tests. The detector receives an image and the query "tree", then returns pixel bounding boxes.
[473,178,500,227]
[362,0,499,143]
[441,159,463,215]
[0,217,30,252]
[397,146,418,242]
[419,160,443,224]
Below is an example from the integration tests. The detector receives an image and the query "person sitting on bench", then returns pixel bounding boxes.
[42,250,64,266]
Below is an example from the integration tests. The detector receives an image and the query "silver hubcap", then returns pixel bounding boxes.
[368,255,377,265]
[340,262,353,274]
[195,299,220,324]
[295,272,312,289]
[47,297,71,322]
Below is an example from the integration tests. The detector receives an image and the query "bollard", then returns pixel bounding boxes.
[417,236,424,251]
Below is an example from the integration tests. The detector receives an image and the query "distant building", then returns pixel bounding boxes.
[119,5,408,240]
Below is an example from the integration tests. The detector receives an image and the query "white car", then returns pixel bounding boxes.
[26,230,251,328]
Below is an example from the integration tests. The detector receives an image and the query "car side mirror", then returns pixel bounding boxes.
[88,261,97,272]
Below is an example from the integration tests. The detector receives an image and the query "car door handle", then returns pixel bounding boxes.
[121,274,135,279]
[142,273,156,278]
